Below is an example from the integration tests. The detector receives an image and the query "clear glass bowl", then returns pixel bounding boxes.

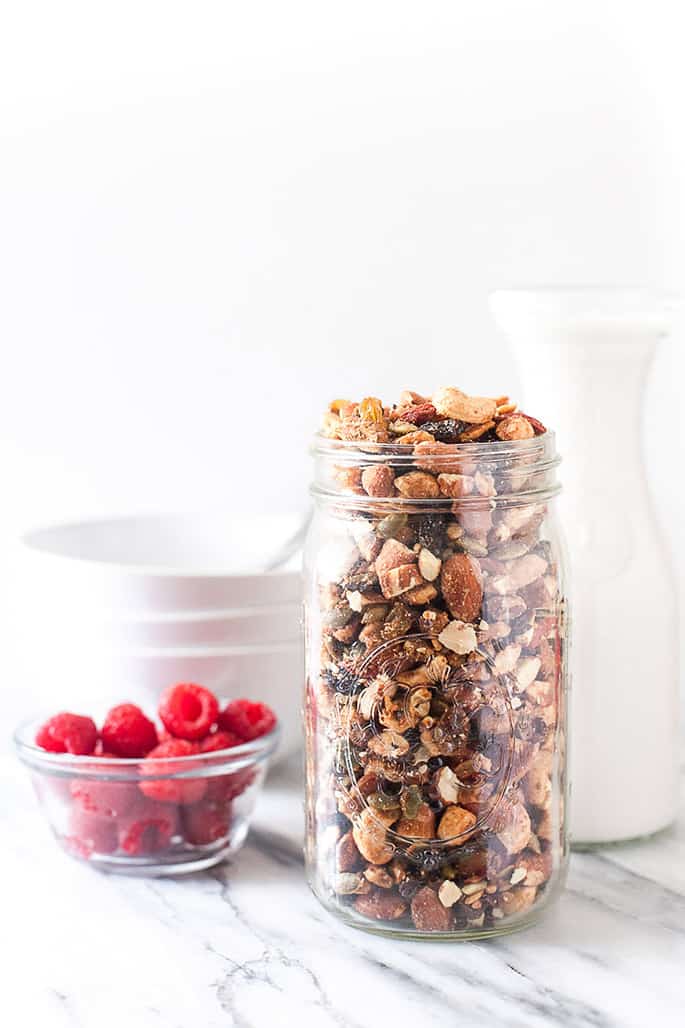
[14,711,280,875]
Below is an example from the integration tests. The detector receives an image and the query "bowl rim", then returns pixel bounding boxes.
[20,512,306,579]
[14,712,281,779]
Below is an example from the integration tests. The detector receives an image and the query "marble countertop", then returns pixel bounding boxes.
[4,751,685,1028]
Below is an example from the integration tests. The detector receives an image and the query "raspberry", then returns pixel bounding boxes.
[138,739,206,805]
[158,683,219,741]
[35,712,97,755]
[199,730,243,753]
[182,798,232,846]
[101,703,158,757]
[70,775,138,819]
[205,766,257,803]
[217,699,276,742]
[65,806,118,857]
[118,800,179,855]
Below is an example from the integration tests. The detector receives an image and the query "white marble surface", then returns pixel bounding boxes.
[3,750,685,1028]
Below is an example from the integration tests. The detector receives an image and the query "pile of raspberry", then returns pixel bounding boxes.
[35,685,276,860]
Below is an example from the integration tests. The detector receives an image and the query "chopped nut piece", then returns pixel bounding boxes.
[515,657,542,692]
[368,730,410,759]
[510,867,527,885]
[434,766,460,804]
[474,470,496,497]
[438,880,462,907]
[403,582,439,606]
[438,619,477,655]
[418,547,442,582]
[433,386,498,425]
[437,473,475,498]
[378,563,424,599]
[334,872,371,895]
[498,885,537,916]
[364,865,395,888]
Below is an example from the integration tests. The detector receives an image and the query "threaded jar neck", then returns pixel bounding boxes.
[311,431,561,510]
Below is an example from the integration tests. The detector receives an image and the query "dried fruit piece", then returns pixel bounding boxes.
[400,402,438,425]
[419,418,467,442]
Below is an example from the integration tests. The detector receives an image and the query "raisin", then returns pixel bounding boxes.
[420,418,467,442]
[416,513,446,553]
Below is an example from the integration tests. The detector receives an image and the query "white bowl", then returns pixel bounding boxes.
[21,641,304,761]
[19,513,303,614]
[31,603,302,650]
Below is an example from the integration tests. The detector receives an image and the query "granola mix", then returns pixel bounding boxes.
[305,385,568,937]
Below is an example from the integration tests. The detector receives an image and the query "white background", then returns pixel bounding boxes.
[0,1,682,676]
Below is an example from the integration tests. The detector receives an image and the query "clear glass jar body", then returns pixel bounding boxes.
[304,432,569,939]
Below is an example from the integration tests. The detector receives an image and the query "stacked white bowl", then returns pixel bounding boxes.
[15,514,305,760]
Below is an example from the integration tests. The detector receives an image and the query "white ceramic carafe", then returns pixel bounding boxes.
[490,288,679,846]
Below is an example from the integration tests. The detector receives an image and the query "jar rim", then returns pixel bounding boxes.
[311,430,557,461]
[310,431,561,507]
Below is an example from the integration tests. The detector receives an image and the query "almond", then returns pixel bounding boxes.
[394,471,441,498]
[336,831,363,872]
[361,465,395,497]
[440,553,483,622]
[496,415,535,441]
[395,802,436,840]
[433,386,497,425]
[437,473,474,498]
[414,441,474,475]
[353,888,408,921]
[411,886,454,931]
[437,805,477,842]
[352,808,396,865]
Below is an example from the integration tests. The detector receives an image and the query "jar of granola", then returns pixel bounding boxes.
[304,388,569,939]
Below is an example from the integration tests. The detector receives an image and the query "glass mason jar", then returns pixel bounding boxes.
[304,428,569,939]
